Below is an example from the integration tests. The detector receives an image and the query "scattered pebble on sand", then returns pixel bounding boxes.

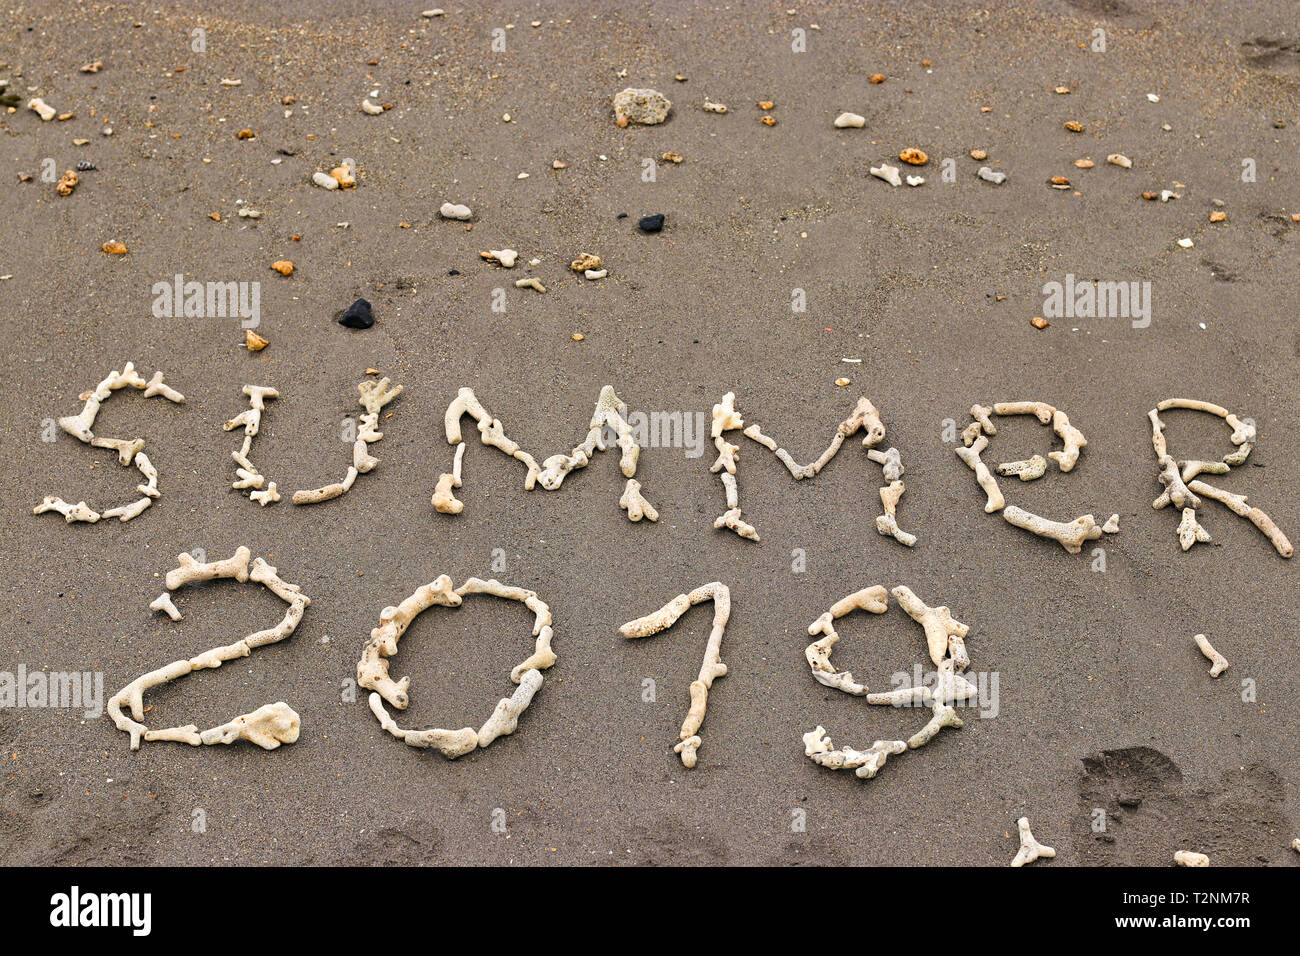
[1074,158,1094,168]
[338,298,374,328]
[1177,238,1194,248]
[245,329,269,351]
[970,148,987,160]
[613,88,671,127]
[703,101,728,114]
[585,269,607,280]
[1209,210,1226,223]
[638,214,665,233]
[516,277,546,292]
[571,253,602,272]
[439,202,472,220]
[101,240,127,255]
[899,148,928,165]
[1032,316,1049,329]
[312,171,339,190]
[56,169,78,196]
[1063,121,1083,132]
[1106,153,1132,168]
[978,167,1006,184]
[270,260,294,276]
[834,112,865,128]
[870,73,885,84]
[361,99,384,115]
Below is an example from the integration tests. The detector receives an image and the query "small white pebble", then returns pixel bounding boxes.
[584,269,608,280]
[439,202,472,220]
[1147,93,1160,103]
[1177,237,1194,248]
[833,111,865,128]
[312,171,339,190]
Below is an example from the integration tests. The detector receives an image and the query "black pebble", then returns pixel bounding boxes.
[616,212,628,219]
[448,269,460,276]
[338,298,374,329]
[638,214,665,233]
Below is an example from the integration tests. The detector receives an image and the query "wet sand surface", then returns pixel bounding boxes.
[1,0,1298,865]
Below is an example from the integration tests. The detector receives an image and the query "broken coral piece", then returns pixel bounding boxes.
[33,496,100,523]
[1010,817,1056,867]
[619,478,659,522]
[149,592,182,621]
[998,455,1048,481]
[955,434,1005,513]
[908,703,963,749]
[107,550,308,750]
[803,726,905,779]
[892,585,970,668]
[620,582,729,768]
[875,480,917,547]
[1192,632,1230,678]
[1188,479,1293,558]
[1174,850,1210,867]
[1177,507,1212,551]
[804,585,889,696]
[1002,506,1103,554]
[358,575,556,758]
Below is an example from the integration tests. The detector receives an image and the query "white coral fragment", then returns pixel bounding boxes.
[907,702,963,748]
[1010,817,1056,867]
[1174,850,1209,867]
[803,726,905,779]
[870,163,902,186]
[149,592,181,621]
[619,478,659,522]
[1188,480,1293,558]
[892,585,970,668]
[955,435,1005,513]
[1002,506,1103,554]
[804,585,888,696]
[1193,632,1230,678]
[997,455,1048,481]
